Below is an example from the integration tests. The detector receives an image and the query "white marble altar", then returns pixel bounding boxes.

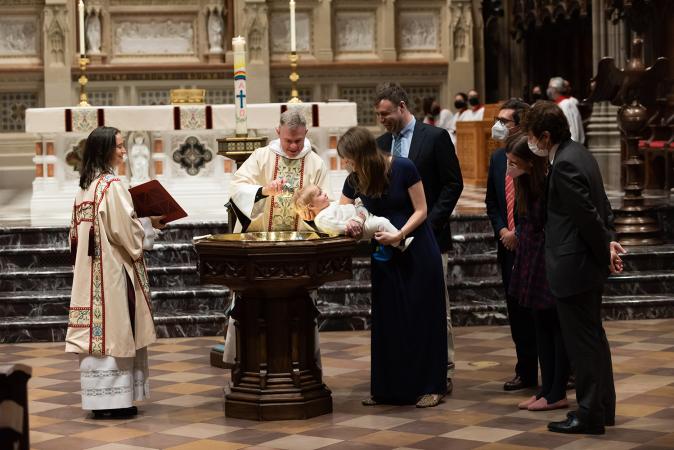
[25,102,356,226]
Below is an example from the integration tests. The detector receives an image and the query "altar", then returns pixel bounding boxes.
[24,102,357,225]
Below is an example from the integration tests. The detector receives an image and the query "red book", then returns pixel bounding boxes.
[129,180,187,224]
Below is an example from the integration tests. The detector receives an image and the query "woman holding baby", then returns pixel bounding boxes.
[337,126,448,408]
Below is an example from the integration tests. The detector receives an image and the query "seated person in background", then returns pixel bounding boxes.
[292,184,413,251]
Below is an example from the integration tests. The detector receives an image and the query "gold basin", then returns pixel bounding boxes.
[205,231,327,242]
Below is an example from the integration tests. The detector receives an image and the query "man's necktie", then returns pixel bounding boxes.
[505,174,515,231]
[392,135,402,157]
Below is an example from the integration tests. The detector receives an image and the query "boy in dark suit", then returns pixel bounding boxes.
[523,101,624,435]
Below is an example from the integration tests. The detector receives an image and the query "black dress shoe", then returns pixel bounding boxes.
[93,406,138,419]
[503,375,536,391]
[548,412,605,435]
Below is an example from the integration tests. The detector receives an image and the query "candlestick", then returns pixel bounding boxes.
[289,0,296,53]
[288,51,301,104]
[78,56,90,107]
[232,36,248,137]
[78,0,86,56]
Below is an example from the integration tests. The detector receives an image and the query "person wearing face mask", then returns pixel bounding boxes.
[462,89,485,121]
[485,99,539,392]
[504,132,571,413]
[530,85,544,104]
[523,101,625,435]
[422,96,453,133]
[447,92,469,147]
[546,77,584,144]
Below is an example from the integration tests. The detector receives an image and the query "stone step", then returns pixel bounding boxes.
[0,242,201,270]
[450,213,493,235]
[447,253,500,283]
[620,245,674,272]
[450,232,496,255]
[0,311,227,344]
[0,286,229,318]
[604,270,674,296]
[0,221,228,247]
[0,264,201,292]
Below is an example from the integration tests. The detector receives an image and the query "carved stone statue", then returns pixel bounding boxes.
[86,12,101,55]
[130,135,151,186]
[208,11,224,53]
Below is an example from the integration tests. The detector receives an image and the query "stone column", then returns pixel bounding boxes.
[379,0,397,61]
[241,0,270,103]
[43,0,72,106]
[586,0,626,190]
[314,0,333,61]
[446,0,476,99]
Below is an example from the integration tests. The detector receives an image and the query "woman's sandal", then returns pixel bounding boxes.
[416,394,443,408]
[361,398,379,406]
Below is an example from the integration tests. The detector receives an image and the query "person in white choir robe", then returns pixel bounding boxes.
[228,109,331,233]
[223,109,330,367]
[547,77,585,144]
[66,126,165,419]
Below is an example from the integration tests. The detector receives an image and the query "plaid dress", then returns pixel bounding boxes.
[508,195,555,310]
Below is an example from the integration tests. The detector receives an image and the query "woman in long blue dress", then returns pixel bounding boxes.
[337,126,448,407]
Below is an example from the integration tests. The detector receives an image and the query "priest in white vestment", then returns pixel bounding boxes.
[66,127,165,419]
[229,109,330,232]
[223,109,330,366]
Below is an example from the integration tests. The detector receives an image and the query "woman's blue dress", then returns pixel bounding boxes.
[343,157,448,403]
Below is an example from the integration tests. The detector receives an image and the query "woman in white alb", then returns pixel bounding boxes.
[66,126,164,419]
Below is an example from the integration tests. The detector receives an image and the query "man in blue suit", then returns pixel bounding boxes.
[485,99,538,391]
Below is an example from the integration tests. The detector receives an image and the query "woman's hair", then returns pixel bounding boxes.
[505,132,548,216]
[337,127,390,198]
[291,185,317,220]
[79,126,120,190]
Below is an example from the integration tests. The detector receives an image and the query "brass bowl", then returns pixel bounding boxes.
[206,231,327,242]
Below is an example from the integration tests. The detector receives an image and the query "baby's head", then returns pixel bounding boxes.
[291,184,330,221]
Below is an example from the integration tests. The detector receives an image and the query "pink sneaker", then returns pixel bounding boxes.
[518,395,538,410]
[527,397,569,411]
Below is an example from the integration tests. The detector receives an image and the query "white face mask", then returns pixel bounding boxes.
[528,137,549,157]
[506,165,525,178]
[491,121,509,141]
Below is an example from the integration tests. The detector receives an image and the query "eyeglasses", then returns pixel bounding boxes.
[494,117,515,126]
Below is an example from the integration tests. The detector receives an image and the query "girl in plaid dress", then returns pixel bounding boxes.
[506,133,570,412]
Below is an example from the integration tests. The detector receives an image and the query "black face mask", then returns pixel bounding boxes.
[468,96,480,106]
[454,100,467,110]
[531,92,542,102]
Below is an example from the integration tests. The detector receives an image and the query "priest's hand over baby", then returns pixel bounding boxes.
[150,215,167,230]
[345,218,363,239]
[262,177,287,196]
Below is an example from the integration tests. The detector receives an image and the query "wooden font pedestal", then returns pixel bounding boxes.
[195,232,355,420]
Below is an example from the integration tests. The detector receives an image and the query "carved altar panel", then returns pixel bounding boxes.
[398,11,439,52]
[0,16,39,57]
[270,11,311,54]
[334,11,376,54]
[112,17,196,57]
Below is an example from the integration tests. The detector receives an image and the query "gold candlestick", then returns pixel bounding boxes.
[288,51,301,104]
[78,56,90,107]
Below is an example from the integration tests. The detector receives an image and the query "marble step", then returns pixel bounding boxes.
[0,286,229,318]
[0,264,201,292]
[450,213,493,235]
[449,232,496,255]
[0,242,201,270]
[0,311,227,344]
[0,221,229,247]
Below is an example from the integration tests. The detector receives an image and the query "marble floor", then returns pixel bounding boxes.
[4,319,674,450]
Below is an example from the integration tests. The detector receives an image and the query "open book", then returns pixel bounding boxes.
[129,180,187,224]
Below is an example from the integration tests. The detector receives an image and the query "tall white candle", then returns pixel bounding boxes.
[78,0,86,56]
[232,36,248,136]
[289,0,296,52]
